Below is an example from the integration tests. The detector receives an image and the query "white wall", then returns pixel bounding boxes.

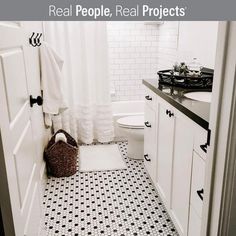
[177,22,218,69]
[107,21,219,102]
[156,21,218,71]
[156,21,179,71]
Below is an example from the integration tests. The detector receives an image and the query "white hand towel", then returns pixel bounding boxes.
[40,41,68,127]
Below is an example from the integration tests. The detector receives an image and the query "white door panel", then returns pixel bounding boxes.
[24,183,41,235]
[188,205,201,236]
[156,103,175,208]
[191,152,205,218]
[170,113,194,236]
[0,49,28,122]
[13,122,36,206]
[0,21,45,236]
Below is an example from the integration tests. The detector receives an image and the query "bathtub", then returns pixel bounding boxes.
[112,100,144,137]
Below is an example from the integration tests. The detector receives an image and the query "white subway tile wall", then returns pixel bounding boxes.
[157,22,179,70]
[107,22,179,101]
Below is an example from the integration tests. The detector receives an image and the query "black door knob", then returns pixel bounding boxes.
[30,95,43,107]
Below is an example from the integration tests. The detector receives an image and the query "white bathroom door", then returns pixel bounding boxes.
[21,21,49,187]
[0,22,44,235]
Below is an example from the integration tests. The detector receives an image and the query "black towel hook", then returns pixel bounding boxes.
[29,32,36,47]
[37,33,43,46]
[34,33,40,46]
[29,32,42,47]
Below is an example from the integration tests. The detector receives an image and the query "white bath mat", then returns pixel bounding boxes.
[79,144,127,172]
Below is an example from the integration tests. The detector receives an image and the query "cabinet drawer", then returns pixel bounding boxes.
[194,126,208,160]
[188,205,201,236]
[144,87,156,110]
[191,152,205,218]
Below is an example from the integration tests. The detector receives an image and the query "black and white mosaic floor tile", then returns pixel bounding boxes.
[43,141,178,236]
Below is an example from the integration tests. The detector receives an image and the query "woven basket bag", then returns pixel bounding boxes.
[44,129,78,177]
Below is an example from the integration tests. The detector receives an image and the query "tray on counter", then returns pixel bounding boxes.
[157,69,213,89]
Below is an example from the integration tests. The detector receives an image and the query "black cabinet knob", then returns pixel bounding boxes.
[166,109,174,117]
[200,143,207,153]
[30,95,43,107]
[145,95,152,101]
[197,188,204,201]
[144,121,151,128]
[144,154,151,162]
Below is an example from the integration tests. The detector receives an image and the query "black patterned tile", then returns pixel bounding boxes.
[43,141,179,236]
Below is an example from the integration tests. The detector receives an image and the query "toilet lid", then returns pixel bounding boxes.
[117,115,144,129]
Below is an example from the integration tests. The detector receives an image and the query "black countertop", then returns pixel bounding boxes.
[143,79,210,130]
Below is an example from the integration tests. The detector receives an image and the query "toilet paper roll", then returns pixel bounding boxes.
[55,133,67,143]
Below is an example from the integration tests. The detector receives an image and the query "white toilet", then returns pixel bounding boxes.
[116,115,144,160]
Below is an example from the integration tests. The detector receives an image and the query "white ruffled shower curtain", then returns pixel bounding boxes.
[43,22,114,144]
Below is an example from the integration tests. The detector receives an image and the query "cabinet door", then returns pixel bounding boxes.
[144,105,157,183]
[191,151,205,218]
[156,102,175,208]
[188,206,201,236]
[194,126,208,160]
[170,112,194,236]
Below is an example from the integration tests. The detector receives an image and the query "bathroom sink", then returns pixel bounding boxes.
[184,91,212,103]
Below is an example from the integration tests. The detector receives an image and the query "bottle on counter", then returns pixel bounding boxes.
[188,58,202,71]
[188,58,202,77]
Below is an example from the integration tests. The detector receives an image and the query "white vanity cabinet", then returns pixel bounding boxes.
[143,86,208,236]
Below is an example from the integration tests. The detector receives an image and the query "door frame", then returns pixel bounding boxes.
[202,21,236,236]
